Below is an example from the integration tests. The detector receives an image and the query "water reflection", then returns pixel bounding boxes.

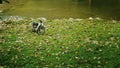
[90,0,120,20]
[1,0,120,20]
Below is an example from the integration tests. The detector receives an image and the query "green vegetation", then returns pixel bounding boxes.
[0,0,9,4]
[0,16,120,68]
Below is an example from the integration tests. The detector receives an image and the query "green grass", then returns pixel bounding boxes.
[0,17,120,68]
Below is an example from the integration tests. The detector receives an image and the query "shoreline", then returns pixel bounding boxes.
[0,16,119,21]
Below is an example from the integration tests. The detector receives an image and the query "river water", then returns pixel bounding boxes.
[0,0,120,19]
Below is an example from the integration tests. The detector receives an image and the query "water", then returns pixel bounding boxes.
[1,0,120,19]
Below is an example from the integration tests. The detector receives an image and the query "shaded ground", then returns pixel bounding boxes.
[0,17,120,68]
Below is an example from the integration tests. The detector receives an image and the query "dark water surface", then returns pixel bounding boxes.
[1,0,120,19]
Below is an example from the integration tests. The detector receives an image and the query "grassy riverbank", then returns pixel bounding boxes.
[0,16,120,68]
